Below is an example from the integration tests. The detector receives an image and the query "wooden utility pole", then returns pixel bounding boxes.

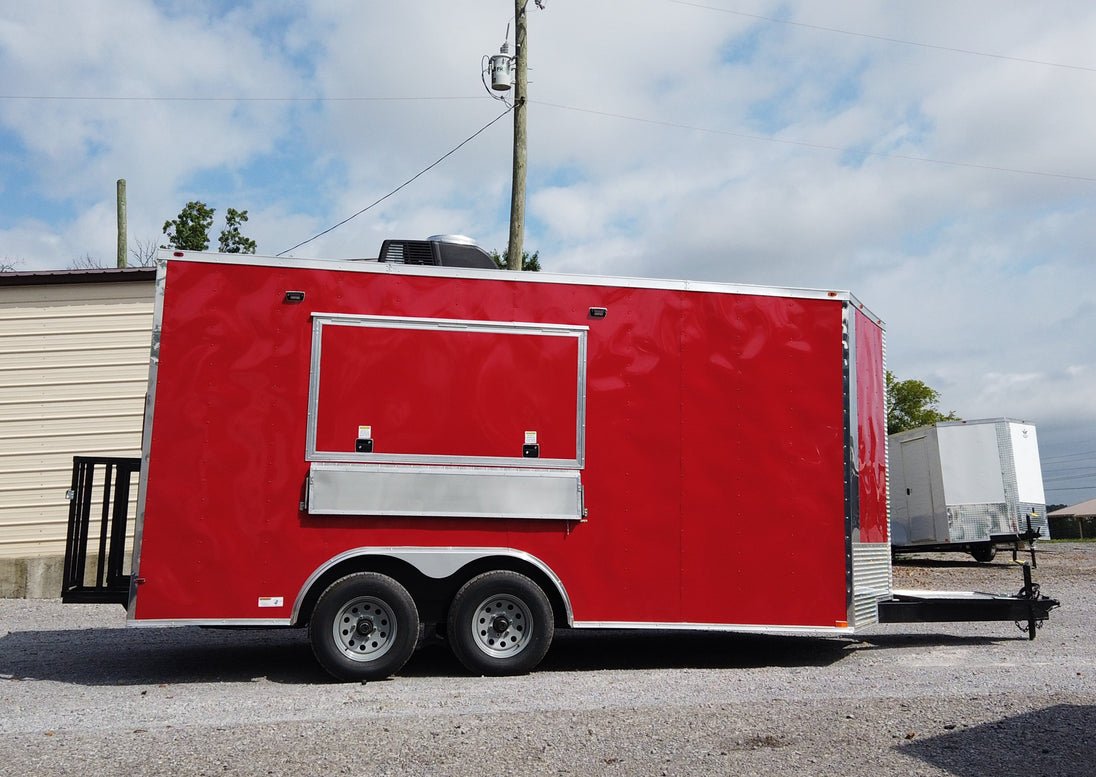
[116,179,127,268]
[506,0,528,270]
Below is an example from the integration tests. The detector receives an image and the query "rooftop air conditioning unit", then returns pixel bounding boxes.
[378,235,496,269]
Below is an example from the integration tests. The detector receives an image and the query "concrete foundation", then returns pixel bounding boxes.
[0,556,66,599]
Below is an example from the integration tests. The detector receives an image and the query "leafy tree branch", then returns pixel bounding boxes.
[886,370,960,435]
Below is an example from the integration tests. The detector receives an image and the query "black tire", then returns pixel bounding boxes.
[971,544,997,563]
[309,572,419,681]
[447,570,554,676]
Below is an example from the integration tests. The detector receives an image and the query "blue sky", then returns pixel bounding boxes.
[2,1,1095,503]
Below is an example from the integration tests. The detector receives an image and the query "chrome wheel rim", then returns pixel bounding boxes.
[332,596,397,662]
[469,593,533,658]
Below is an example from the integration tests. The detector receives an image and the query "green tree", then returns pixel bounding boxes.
[218,208,257,254]
[491,249,541,271]
[162,202,257,253]
[162,201,215,251]
[885,370,960,435]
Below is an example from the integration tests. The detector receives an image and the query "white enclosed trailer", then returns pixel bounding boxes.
[889,418,1049,561]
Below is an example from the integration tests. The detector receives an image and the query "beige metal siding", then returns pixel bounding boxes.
[0,281,153,558]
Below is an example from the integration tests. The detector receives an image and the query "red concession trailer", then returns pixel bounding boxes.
[61,243,1054,680]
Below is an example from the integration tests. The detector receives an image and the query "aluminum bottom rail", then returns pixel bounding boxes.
[877,563,1058,639]
[61,456,141,606]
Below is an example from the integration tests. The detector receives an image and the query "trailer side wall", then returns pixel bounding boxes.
[132,257,875,632]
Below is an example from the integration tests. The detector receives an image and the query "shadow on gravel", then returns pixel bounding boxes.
[891,556,1023,569]
[1,624,861,686]
[539,630,851,672]
[851,632,1009,651]
[0,625,328,686]
[403,629,856,678]
[898,704,1096,777]
[0,624,1019,687]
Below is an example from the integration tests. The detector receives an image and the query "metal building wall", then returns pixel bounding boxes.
[0,273,153,580]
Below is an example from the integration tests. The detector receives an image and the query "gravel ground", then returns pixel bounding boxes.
[1,542,1094,776]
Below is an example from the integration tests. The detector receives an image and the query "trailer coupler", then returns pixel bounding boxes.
[1013,562,1057,639]
[877,562,1059,640]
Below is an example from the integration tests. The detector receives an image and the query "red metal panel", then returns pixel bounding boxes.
[567,284,686,622]
[314,322,579,460]
[855,309,888,542]
[135,262,686,622]
[133,258,869,630]
[678,292,848,627]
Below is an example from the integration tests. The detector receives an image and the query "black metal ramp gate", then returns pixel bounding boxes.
[61,456,141,605]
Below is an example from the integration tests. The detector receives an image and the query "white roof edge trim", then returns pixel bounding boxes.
[156,248,885,326]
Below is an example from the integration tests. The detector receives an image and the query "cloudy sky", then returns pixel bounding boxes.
[2,1,1094,504]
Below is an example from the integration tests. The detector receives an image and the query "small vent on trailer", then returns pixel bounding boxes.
[380,240,437,266]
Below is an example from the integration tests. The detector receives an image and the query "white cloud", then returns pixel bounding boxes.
[2,0,1096,498]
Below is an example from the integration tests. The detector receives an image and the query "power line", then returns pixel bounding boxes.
[1044,472,1096,482]
[1043,456,1096,467]
[669,1,1096,73]
[0,94,485,103]
[11,91,1093,186]
[535,100,1096,184]
[277,106,513,257]
[1042,449,1096,462]
[14,90,1096,184]
[1039,464,1096,475]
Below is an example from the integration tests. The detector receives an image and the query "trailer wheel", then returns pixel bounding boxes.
[309,572,419,681]
[971,544,997,563]
[447,571,554,676]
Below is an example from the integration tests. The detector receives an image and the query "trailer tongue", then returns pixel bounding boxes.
[58,244,1059,680]
[878,563,1059,639]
